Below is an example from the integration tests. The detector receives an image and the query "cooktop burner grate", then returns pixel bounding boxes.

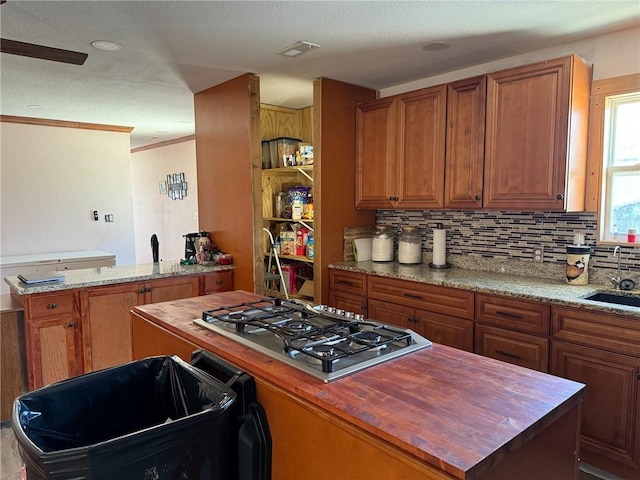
[197,298,432,382]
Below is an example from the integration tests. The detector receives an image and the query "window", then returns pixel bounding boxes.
[589,74,640,245]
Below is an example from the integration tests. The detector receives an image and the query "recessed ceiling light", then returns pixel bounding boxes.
[276,40,320,58]
[26,104,44,109]
[155,130,168,134]
[144,136,159,141]
[177,120,193,124]
[91,40,122,52]
[422,41,450,52]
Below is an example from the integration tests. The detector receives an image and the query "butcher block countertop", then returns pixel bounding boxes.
[3,262,234,295]
[132,290,586,480]
[330,261,640,318]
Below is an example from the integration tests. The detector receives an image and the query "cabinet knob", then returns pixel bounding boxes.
[138,288,146,294]
[474,195,482,201]
[556,194,564,200]
[216,279,223,285]
[48,303,57,309]
[67,322,74,328]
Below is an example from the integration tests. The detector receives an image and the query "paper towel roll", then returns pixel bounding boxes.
[432,229,447,266]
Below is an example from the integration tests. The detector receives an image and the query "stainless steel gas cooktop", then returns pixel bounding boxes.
[193,298,432,382]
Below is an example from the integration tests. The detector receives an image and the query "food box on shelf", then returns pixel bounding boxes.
[268,137,301,168]
[280,264,297,294]
[279,231,296,256]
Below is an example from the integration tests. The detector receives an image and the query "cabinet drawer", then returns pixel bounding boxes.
[476,294,550,336]
[368,275,474,319]
[475,324,549,372]
[329,291,367,317]
[202,270,234,294]
[330,270,367,297]
[29,292,77,318]
[552,306,640,357]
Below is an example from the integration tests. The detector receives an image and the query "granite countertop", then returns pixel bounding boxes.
[329,260,640,318]
[4,262,234,295]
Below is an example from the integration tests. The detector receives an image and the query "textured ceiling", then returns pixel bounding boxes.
[1,0,639,149]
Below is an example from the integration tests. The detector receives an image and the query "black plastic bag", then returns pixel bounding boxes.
[12,356,236,480]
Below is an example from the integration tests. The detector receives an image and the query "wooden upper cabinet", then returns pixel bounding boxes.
[445,76,487,209]
[355,97,397,208]
[484,55,591,211]
[356,85,446,209]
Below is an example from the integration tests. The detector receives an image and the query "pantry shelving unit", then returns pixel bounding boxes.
[262,164,315,300]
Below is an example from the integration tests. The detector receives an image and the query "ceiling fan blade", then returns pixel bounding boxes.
[1,38,87,65]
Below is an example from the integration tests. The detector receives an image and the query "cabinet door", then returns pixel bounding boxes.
[146,276,199,303]
[395,86,446,208]
[201,270,234,294]
[329,269,367,297]
[551,341,640,478]
[475,324,549,372]
[414,309,473,352]
[368,299,412,329]
[329,291,367,318]
[484,56,585,211]
[30,317,82,388]
[82,283,143,372]
[355,97,397,208]
[445,76,486,209]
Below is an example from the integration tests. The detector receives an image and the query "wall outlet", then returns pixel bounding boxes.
[532,246,544,262]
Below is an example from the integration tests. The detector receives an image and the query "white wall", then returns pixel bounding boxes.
[0,122,136,264]
[381,26,640,97]
[130,139,199,262]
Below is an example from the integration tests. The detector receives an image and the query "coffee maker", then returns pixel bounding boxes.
[183,231,209,260]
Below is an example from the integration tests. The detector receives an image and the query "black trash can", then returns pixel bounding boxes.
[11,355,236,480]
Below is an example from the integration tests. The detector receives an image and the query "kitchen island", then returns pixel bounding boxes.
[131,290,586,480]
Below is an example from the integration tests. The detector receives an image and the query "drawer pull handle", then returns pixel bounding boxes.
[495,310,523,319]
[337,280,356,287]
[495,350,521,360]
[404,293,423,300]
[216,279,223,284]
[48,303,57,309]
[67,322,74,328]
[139,288,146,294]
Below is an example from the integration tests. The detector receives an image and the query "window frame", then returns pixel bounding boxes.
[586,73,640,246]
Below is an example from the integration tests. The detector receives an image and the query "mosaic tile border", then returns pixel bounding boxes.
[374,210,640,285]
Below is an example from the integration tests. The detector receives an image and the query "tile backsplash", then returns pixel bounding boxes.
[375,210,640,286]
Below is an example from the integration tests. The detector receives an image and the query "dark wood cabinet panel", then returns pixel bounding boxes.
[329,291,367,317]
[368,275,474,320]
[475,324,549,372]
[355,97,397,208]
[551,341,640,478]
[329,269,367,297]
[367,298,413,329]
[201,270,234,294]
[445,76,487,209]
[355,86,446,209]
[484,55,590,211]
[414,310,473,352]
[476,293,550,336]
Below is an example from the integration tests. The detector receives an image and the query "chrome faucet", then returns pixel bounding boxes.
[611,245,622,289]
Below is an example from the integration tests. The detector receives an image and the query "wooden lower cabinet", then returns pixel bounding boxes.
[21,271,231,390]
[475,324,549,372]
[82,276,199,373]
[131,313,197,361]
[368,298,473,352]
[551,340,640,479]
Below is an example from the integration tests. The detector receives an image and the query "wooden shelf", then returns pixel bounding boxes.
[265,253,313,263]
[262,165,313,176]
[264,217,313,223]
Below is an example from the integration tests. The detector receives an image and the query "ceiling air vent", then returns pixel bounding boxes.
[275,40,320,58]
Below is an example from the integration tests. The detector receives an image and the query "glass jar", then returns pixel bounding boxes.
[371,226,394,262]
[398,226,422,264]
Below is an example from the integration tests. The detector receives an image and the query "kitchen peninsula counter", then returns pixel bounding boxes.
[131,290,586,480]
[4,262,234,295]
[330,261,640,318]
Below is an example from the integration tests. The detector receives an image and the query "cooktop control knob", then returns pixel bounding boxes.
[317,304,328,311]
[345,312,355,319]
[327,306,336,314]
[354,314,364,321]
[335,309,345,316]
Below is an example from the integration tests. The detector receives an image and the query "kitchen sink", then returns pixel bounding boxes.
[583,292,640,308]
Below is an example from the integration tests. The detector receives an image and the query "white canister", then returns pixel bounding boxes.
[371,226,394,262]
[398,226,422,264]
